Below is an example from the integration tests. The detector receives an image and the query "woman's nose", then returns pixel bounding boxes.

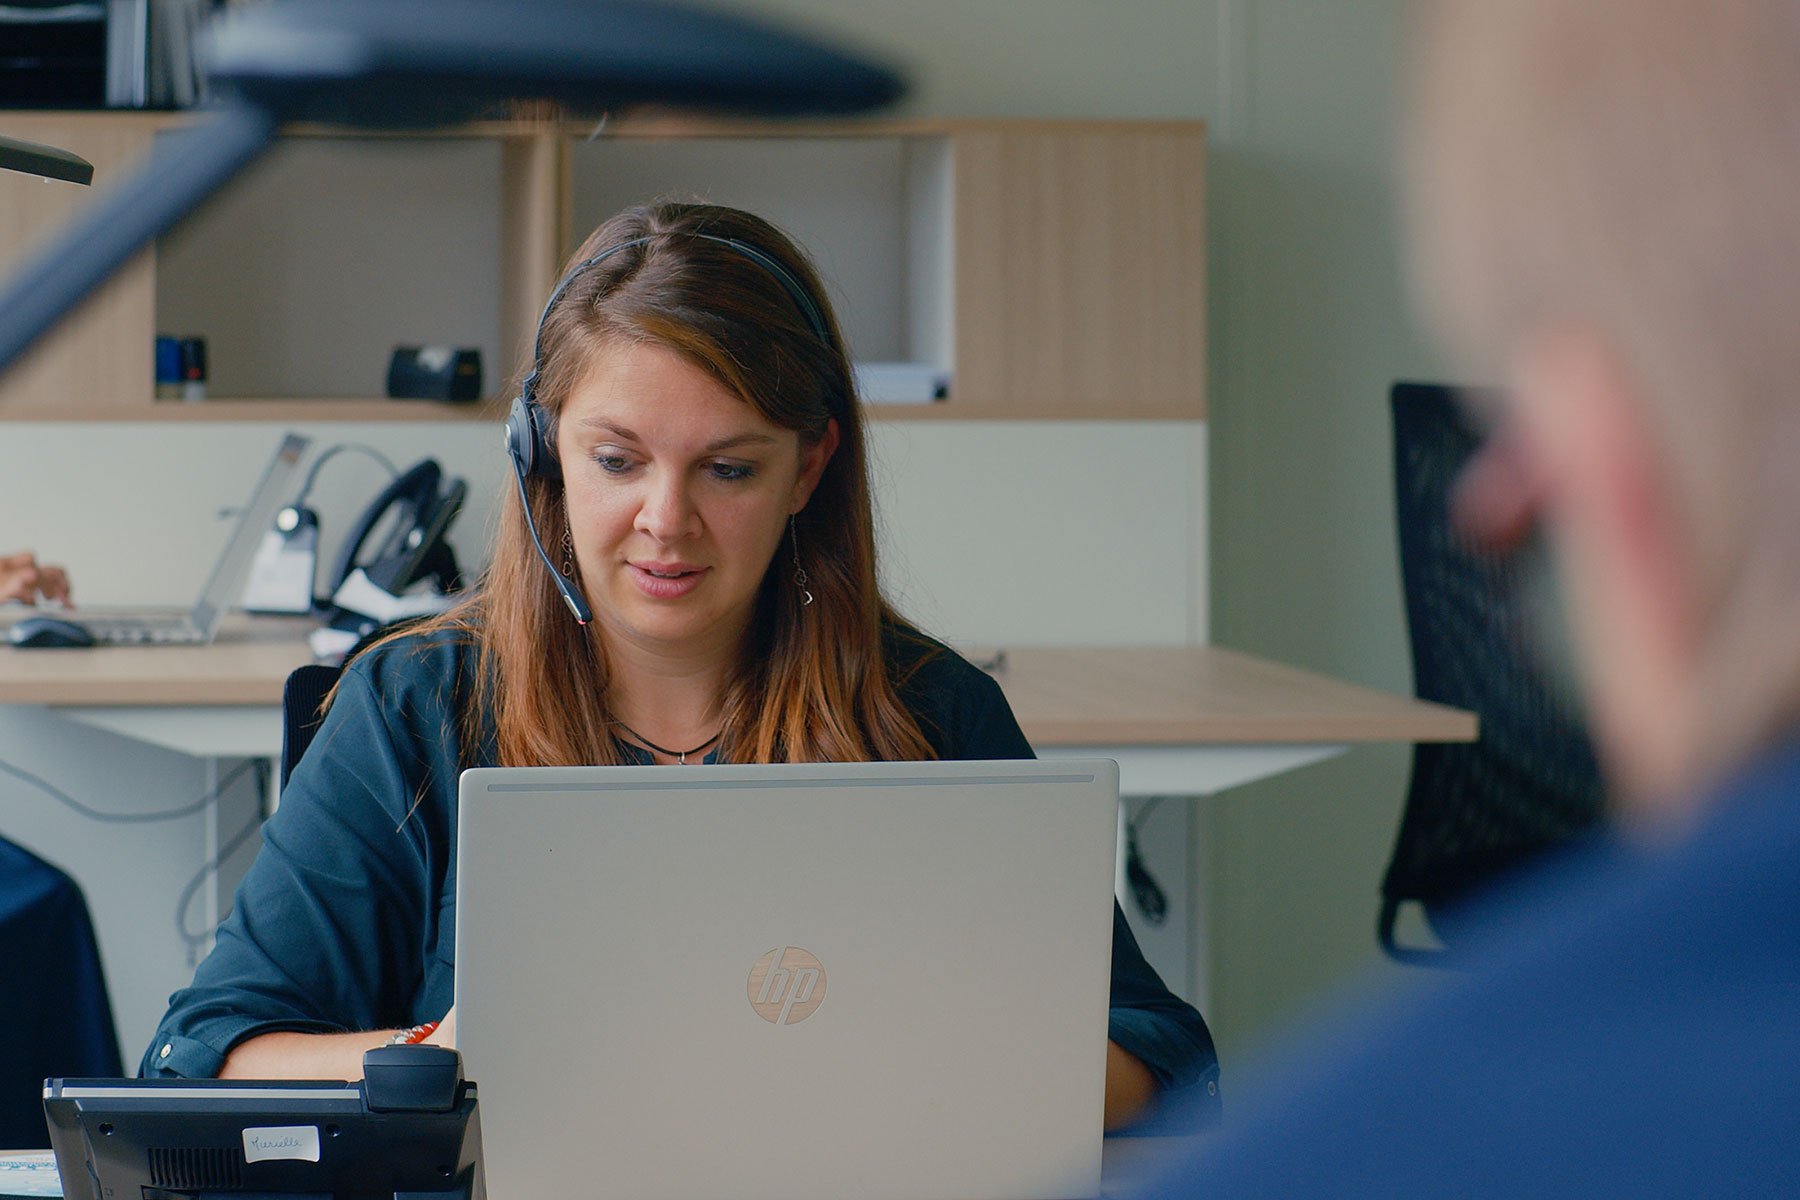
[636,471,698,542]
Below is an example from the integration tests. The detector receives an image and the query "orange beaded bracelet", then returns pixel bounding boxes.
[384,1019,440,1046]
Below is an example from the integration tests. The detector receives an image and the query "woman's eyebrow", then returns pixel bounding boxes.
[702,432,779,453]
[573,418,777,455]
[574,417,641,442]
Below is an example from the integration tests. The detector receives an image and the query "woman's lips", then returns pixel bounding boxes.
[629,562,708,599]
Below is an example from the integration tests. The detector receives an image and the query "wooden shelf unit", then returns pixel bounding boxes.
[0,113,1205,422]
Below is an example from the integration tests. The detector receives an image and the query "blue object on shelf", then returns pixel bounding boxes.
[154,334,180,396]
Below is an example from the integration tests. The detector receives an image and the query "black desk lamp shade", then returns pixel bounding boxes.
[0,135,94,185]
[0,0,904,384]
[203,0,904,128]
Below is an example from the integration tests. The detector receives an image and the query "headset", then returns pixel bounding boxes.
[503,232,837,625]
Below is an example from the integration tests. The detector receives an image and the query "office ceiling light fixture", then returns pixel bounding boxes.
[0,135,94,185]
[0,0,904,382]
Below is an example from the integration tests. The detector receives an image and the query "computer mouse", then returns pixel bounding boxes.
[7,614,97,648]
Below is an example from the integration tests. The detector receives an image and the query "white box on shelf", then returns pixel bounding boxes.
[854,361,949,405]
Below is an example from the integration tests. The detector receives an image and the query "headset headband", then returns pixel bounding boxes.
[523,232,834,398]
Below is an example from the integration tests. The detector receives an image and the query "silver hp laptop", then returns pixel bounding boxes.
[52,432,309,645]
[455,758,1121,1200]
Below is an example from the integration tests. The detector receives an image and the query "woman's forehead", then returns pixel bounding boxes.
[563,341,793,448]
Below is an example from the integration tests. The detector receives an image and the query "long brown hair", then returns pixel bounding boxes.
[421,202,937,766]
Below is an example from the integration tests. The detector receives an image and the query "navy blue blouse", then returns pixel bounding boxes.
[142,623,1219,1119]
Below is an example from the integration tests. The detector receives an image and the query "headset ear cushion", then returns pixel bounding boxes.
[505,393,534,475]
[506,390,560,482]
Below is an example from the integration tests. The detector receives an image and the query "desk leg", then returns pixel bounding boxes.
[189,754,270,965]
[1120,795,1203,1012]
[1048,744,1350,1021]
[201,758,220,962]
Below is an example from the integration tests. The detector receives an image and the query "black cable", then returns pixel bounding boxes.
[1129,795,1167,831]
[292,442,399,509]
[0,752,269,956]
[175,759,271,952]
[1125,796,1170,926]
[0,755,256,824]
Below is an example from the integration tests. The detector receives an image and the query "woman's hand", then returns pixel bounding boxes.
[0,551,70,605]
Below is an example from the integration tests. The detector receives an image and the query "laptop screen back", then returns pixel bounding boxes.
[455,758,1120,1200]
[190,432,308,637]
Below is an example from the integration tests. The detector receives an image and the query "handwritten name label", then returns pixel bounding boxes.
[242,1125,321,1163]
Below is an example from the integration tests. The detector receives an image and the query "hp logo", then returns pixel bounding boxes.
[747,947,827,1025]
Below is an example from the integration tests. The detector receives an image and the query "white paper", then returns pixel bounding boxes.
[329,569,457,623]
[0,1150,63,1198]
[241,1125,321,1164]
[852,361,949,405]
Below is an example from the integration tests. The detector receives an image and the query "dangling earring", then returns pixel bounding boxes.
[790,515,814,607]
[560,523,574,578]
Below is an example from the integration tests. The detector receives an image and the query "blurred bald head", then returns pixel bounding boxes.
[1405,0,1800,808]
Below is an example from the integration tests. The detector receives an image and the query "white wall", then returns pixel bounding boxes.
[0,419,1202,642]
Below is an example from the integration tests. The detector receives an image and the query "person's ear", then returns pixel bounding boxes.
[790,418,840,513]
[1511,326,1700,805]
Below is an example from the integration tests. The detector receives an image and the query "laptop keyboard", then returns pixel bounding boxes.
[84,618,207,645]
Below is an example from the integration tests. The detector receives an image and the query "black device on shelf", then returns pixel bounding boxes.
[388,345,483,402]
[45,1045,483,1200]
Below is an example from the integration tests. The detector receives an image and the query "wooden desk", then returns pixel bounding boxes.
[1,623,1473,1005]
[0,623,1474,774]
[986,645,1472,794]
[0,616,316,757]
[0,619,314,705]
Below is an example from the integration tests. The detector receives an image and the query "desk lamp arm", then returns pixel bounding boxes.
[0,103,279,381]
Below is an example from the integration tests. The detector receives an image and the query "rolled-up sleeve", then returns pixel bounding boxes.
[140,664,445,1077]
[1107,901,1221,1124]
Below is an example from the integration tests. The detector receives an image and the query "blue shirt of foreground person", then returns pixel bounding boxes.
[1134,0,1800,1193]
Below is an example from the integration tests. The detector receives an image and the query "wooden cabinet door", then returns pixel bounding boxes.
[952,123,1206,416]
[0,113,160,412]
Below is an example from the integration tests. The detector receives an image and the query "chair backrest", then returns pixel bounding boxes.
[0,838,121,1147]
[1381,382,1606,960]
[281,663,343,788]
[282,618,435,787]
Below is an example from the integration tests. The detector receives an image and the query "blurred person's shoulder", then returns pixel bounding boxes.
[1142,736,1800,1200]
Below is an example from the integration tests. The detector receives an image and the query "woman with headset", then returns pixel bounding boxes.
[143,202,1219,1130]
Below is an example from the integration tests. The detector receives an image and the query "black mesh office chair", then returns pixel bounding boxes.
[281,663,342,789]
[1379,382,1606,961]
[281,618,436,785]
